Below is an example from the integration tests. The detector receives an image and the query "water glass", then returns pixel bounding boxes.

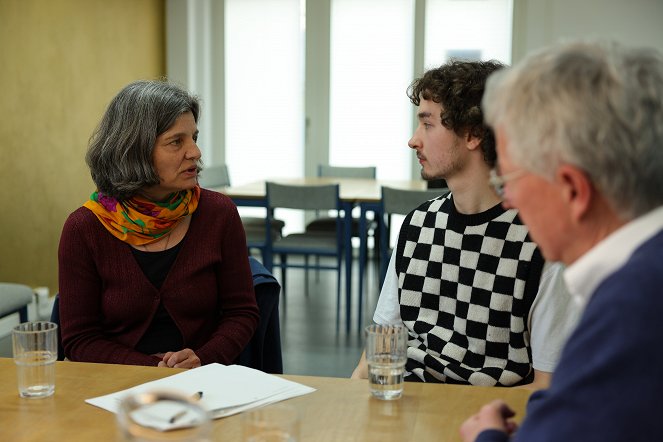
[242,403,299,442]
[365,324,408,400]
[117,390,212,441]
[12,321,58,398]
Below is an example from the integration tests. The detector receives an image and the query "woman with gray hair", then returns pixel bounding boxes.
[460,41,663,441]
[58,80,258,368]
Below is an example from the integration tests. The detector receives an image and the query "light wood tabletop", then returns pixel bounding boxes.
[0,358,531,441]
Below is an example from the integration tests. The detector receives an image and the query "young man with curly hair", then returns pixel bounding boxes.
[352,60,578,389]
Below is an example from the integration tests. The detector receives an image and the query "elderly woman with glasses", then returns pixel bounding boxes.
[57,80,258,368]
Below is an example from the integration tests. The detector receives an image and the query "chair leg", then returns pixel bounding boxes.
[358,216,369,332]
[259,247,267,267]
[19,305,28,323]
[372,220,381,259]
[280,254,287,300]
[336,256,342,333]
[358,244,366,332]
[305,255,310,296]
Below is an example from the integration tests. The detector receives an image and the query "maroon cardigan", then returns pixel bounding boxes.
[58,188,259,366]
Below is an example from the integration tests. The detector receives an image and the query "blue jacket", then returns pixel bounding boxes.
[478,230,663,442]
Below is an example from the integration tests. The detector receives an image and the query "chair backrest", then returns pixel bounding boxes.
[381,186,449,215]
[0,282,33,322]
[318,165,376,179]
[50,294,65,361]
[266,182,340,211]
[198,164,231,188]
[235,257,283,373]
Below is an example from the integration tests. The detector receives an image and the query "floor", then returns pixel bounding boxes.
[275,253,382,378]
[0,252,383,379]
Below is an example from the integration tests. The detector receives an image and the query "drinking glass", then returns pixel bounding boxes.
[117,390,212,441]
[242,403,299,442]
[365,324,408,400]
[12,321,58,398]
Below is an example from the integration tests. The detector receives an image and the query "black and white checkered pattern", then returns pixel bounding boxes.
[396,193,543,386]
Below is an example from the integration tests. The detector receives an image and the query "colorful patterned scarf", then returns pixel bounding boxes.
[83,186,201,246]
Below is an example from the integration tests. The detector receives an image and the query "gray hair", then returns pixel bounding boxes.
[483,41,663,220]
[86,79,201,200]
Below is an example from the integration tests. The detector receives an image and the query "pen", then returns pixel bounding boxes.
[168,391,204,424]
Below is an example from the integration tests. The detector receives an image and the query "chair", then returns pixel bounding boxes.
[235,257,283,373]
[199,164,285,260]
[49,294,65,360]
[197,164,232,189]
[378,186,450,286]
[305,165,378,289]
[0,282,33,323]
[50,257,283,371]
[265,181,344,328]
[305,165,376,237]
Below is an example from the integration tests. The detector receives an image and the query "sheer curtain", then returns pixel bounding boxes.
[225,0,305,231]
[225,0,304,186]
[329,0,415,180]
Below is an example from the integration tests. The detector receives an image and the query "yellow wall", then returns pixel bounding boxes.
[0,0,165,294]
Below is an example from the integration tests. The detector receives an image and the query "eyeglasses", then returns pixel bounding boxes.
[489,168,527,198]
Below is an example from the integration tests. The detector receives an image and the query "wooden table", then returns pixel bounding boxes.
[218,178,429,332]
[0,358,531,441]
[220,178,427,203]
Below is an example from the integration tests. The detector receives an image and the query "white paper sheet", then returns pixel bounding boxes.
[86,363,315,430]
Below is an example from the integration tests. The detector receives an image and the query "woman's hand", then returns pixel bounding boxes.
[459,400,517,442]
[157,348,201,369]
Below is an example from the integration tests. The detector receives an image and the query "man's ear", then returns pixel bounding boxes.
[556,164,593,223]
[465,132,482,151]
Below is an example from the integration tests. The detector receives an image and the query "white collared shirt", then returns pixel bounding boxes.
[564,205,663,308]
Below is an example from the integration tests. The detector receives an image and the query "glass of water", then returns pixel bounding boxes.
[242,403,299,442]
[365,324,408,400]
[12,321,58,399]
[117,390,212,441]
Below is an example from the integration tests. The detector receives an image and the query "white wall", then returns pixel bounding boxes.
[513,0,663,61]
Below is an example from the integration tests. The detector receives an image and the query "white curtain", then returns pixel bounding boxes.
[329,0,415,180]
[225,0,304,186]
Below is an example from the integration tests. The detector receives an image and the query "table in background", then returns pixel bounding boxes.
[0,358,532,441]
[219,178,428,332]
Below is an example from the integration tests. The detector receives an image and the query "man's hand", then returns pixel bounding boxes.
[157,348,201,369]
[459,400,517,442]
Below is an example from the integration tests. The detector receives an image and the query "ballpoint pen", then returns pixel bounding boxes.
[168,391,204,424]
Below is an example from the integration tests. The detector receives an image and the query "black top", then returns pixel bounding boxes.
[130,242,185,354]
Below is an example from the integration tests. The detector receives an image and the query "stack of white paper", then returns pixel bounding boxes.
[86,363,315,430]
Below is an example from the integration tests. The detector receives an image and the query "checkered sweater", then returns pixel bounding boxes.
[396,193,543,386]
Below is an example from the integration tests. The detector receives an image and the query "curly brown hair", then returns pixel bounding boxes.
[407,60,505,167]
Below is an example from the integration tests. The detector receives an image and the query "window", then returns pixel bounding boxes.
[329,0,415,180]
[424,0,513,67]
[225,0,305,186]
